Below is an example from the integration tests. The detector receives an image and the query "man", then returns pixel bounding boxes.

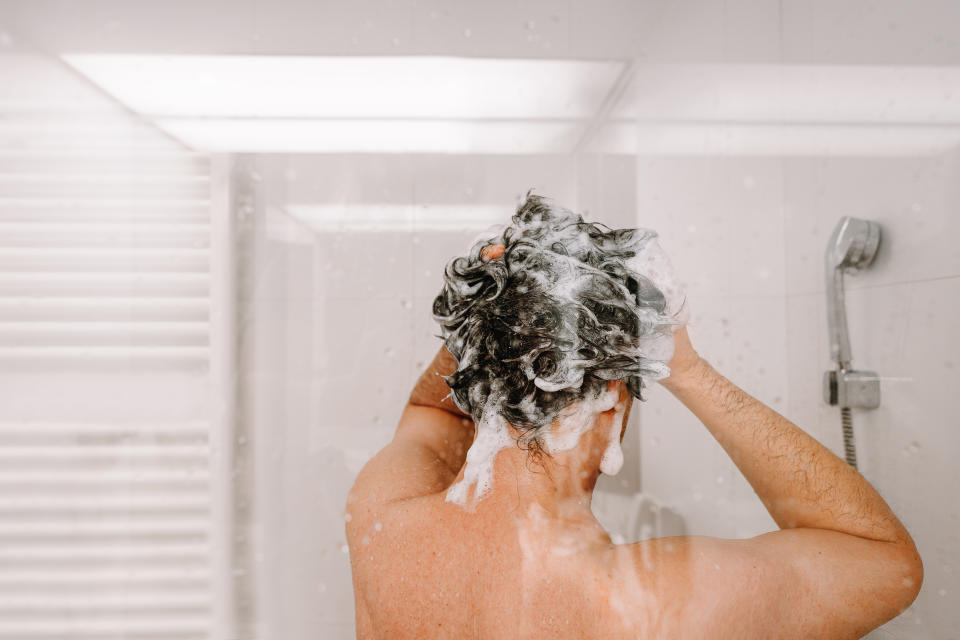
[346,195,922,639]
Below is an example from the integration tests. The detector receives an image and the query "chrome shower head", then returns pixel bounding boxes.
[825,216,883,368]
[826,216,881,273]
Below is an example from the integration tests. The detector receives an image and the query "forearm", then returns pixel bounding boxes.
[663,357,913,546]
[408,346,471,418]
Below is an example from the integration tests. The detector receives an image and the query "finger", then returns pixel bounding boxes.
[480,244,506,261]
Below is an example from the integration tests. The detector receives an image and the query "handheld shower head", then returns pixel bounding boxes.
[827,216,881,273]
[825,216,882,368]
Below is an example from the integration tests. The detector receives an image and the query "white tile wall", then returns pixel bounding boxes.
[636,147,960,638]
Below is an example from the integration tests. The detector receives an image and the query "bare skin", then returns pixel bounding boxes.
[347,326,923,639]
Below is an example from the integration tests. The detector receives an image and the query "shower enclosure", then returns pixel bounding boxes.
[0,1,957,639]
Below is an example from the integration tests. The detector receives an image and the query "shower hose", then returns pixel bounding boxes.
[841,406,858,469]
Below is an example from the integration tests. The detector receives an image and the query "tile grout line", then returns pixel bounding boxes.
[785,272,960,298]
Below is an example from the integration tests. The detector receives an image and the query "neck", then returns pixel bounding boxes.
[445,380,632,519]
[466,404,625,521]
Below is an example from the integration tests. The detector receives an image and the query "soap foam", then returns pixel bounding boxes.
[539,385,619,454]
[445,398,513,507]
[446,385,629,507]
[625,237,689,328]
[599,398,628,476]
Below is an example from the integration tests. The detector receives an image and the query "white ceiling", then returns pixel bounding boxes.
[6,0,960,155]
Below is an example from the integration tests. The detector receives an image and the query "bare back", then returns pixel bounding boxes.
[347,401,921,640]
[348,491,695,640]
[345,406,780,640]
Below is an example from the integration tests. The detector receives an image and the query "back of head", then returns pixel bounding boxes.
[433,192,682,458]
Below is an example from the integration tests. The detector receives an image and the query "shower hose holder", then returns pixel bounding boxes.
[823,368,881,409]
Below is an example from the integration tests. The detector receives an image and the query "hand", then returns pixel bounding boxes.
[663,326,702,385]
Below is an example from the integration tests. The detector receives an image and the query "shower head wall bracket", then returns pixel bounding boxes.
[823,369,881,410]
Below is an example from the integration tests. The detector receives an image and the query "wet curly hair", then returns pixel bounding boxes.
[432,192,676,449]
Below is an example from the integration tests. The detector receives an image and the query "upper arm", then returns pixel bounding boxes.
[743,528,922,638]
[634,530,922,639]
[347,404,474,507]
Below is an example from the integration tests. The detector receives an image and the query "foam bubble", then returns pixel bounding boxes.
[626,237,689,327]
[540,385,618,454]
[599,399,627,476]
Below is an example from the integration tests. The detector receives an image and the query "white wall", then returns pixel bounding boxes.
[634,149,960,638]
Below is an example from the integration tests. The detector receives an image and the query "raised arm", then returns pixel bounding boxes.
[408,345,471,417]
[658,326,923,637]
[348,346,475,507]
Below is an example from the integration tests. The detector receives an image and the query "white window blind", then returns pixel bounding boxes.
[0,53,231,640]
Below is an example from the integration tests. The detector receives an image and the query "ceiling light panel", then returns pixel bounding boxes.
[154,118,579,154]
[63,55,624,120]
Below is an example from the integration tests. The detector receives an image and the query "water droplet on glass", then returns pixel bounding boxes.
[463,27,472,38]
[716,475,725,485]
[384,347,395,357]
[374,521,383,531]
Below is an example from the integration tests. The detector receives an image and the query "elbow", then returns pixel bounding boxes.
[903,545,924,604]
[890,539,924,611]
